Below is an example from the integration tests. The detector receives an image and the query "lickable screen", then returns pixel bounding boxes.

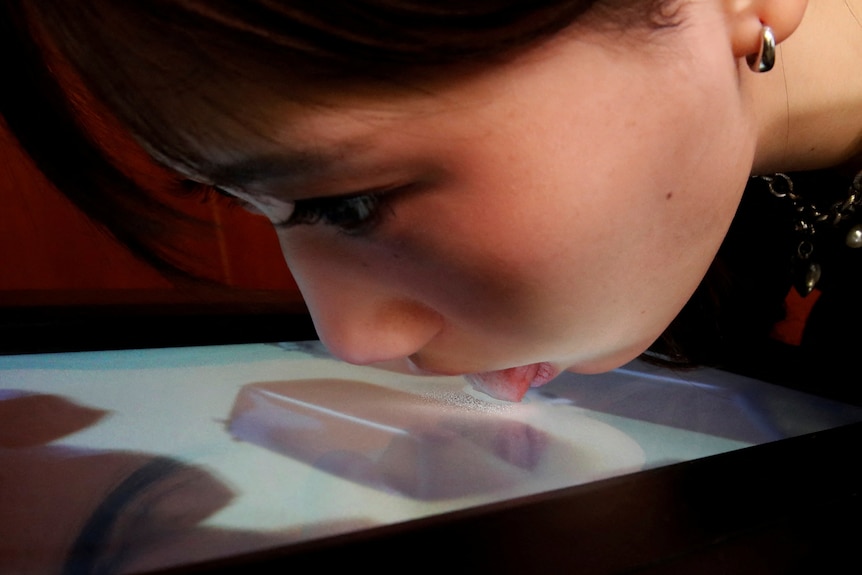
[2,342,860,573]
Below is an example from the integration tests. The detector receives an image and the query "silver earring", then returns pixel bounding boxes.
[746,25,776,73]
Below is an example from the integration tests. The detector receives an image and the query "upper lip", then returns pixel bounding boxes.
[409,357,560,382]
[405,357,466,377]
[370,352,563,383]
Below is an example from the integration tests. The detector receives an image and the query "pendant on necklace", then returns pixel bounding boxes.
[792,259,822,297]
[791,240,821,297]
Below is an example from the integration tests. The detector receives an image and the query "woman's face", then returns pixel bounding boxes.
[196,4,756,399]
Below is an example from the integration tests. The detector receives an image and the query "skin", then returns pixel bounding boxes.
[220,0,753,380]
[748,0,862,174]
[162,0,862,392]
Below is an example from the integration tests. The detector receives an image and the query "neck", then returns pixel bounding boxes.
[750,0,862,175]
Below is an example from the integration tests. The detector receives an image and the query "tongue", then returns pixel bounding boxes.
[465,364,541,402]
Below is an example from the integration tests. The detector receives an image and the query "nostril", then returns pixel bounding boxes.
[311,300,444,366]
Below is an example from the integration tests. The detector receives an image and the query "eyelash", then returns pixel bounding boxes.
[284,193,389,235]
[196,181,395,236]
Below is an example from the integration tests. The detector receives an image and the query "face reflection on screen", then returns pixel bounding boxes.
[228,378,601,500]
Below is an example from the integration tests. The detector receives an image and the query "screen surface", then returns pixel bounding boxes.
[2,342,861,573]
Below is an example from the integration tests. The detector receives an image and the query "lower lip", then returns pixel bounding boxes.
[464,362,558,403]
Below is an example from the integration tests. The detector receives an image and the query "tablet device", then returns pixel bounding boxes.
[3,322,862,574]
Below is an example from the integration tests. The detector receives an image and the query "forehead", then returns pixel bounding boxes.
[179,31,585,187]
[173,75,484,191]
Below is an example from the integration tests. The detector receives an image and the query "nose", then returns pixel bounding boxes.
[293,264,445,366]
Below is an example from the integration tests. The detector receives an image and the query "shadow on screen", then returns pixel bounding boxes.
[0,390,372,575]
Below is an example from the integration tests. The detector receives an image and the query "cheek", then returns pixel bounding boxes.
[455,96,752,356]
[275,223,516,324]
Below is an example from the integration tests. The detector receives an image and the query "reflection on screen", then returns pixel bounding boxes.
[14,342,857,573]
[229,379,583,500]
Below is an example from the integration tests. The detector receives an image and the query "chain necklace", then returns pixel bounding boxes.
[756,170,862,296]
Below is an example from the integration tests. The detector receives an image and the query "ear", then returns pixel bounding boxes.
[724,0,809,59]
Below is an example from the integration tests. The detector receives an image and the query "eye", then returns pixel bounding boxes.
[201,180,406,236]
[279,191,396,235]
